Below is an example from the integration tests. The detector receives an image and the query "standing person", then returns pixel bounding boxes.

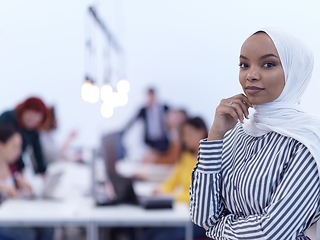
[0,125,54,240]
[190,29,320,239]
[123,88,170,154]
[40,106,77,163]
[0,97,48,190]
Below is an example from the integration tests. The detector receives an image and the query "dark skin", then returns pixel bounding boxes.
[208,32,285,141]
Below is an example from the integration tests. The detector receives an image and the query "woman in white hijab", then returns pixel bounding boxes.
[189,28,320,240]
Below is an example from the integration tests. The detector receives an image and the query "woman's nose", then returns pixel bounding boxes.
[246,66,260,81]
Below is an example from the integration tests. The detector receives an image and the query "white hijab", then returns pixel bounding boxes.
[242,28,320,174]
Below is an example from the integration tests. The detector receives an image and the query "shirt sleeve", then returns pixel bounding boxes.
[189,139,226,228]
[0,111,13,125]
[15,156,25,171]
[32,132,47,173]
[160,163,180,193]
[207,145,320,240]
[123,108,144,133]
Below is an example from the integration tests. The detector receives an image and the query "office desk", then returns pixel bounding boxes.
[0,199,81,225]
[0,162,193,240]
[0,198,92,239]
[77,198,193,240]
[0,198,192,240]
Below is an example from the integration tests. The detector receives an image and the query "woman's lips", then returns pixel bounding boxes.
[246,86,264,94]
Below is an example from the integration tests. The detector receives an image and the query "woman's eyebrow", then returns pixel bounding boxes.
[260,53,279,59]
[239,55,248,60]
[239,54,279,61]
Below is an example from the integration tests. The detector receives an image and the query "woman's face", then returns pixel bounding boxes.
[22,110,44,130]
[0,133,22,163]
[147,92,155,107]
[239,32,285,105]
[182,124,205,152]
[166,110,187,129]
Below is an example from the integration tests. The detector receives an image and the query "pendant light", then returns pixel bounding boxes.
[82,77,93,102]
[101,101,114,118]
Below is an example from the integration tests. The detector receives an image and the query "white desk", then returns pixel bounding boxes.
[116,160,174,182]
[0,162,193,240]
[76,198,193,240]
[0,198,193,240]
[0,199,92,239]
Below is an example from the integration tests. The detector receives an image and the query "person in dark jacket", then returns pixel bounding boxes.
[0,97,48,190]
[123,88,169,153]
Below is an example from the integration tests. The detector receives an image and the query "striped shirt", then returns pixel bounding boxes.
[190,123,320,240]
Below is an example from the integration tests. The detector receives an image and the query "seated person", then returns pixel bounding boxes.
[143,109,188,165]
[139,117,208,240]
[0,125,54,240]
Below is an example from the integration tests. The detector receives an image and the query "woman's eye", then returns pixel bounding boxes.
[263,62,275,68]
[239,63,248,68]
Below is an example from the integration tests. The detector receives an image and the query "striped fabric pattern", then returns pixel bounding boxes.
[190,123,320,240]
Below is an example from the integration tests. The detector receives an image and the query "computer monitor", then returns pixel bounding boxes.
[100,132,126,173]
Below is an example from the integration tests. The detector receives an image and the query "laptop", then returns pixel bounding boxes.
[95,172,173,209]
[20,170,63,200]
[41,170,63,199]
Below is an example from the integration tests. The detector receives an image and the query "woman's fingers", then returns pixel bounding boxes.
[11,189,17,198]
[230,95,252,119]
[217,105,240,123]
[230,103,246,123]
[7,187,17,198]
[209,93,253,140]
[238,94,253,108]
[220,98,250,123]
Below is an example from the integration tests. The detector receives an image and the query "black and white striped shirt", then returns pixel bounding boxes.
[190,123,320,240]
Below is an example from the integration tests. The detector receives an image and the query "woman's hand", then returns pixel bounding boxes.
[15,176,33,194]
[208,94,252,141]
[141,150,157,164]
[0,185,17,198]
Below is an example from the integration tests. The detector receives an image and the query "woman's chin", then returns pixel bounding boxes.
[247,97,267,106]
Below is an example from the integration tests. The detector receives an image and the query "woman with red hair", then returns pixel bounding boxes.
[0,97,48,190]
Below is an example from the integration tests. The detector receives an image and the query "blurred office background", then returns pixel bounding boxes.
[1,0,319,158]
[0,1,320,240]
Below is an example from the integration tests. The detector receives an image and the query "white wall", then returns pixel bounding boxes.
[0,0,320,155]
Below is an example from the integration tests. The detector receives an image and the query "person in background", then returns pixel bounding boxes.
[0,125,54,240]
[139,117,207,240]
[40,106,77,163]
[123,88,170,157]
[144,109,188,165]
[0,97,48,191]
